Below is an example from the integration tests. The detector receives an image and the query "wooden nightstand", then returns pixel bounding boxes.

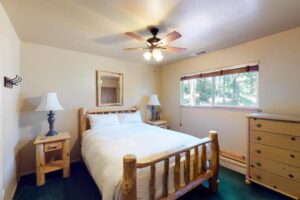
[34,131,70,186]
[146,120,168,129]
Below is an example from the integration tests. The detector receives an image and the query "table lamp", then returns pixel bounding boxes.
[147,94,160,121]
[35,92,64,136]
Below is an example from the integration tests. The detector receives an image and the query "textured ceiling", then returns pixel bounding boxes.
[2,0,300,65]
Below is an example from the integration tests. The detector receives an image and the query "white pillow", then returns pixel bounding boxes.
[118,111,142,124]
[88,114,119,129]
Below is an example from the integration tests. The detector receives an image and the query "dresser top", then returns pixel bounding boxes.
[247,113,300,122]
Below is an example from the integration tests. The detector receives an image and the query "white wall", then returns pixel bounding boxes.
[19,42,160,174]
[0,3,21,200]
[160,27,300,157]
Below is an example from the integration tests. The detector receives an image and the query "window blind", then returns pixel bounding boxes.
[180,64,259,81]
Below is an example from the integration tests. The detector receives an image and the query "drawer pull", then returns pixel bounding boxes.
[288,174,294,179]
[290,154,295,158]
[291,137,296,141]
[256,123,261,128]
[48,146,57,149]
[256,175,261,180]
[48,145,58,148]
[256,149,261,154]
[256,136,261,141]
[256,162,261,167]
[250,164,255,168]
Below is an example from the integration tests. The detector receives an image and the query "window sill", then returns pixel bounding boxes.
[180,105,261,112]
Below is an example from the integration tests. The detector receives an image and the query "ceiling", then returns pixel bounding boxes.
[2,0,300,65]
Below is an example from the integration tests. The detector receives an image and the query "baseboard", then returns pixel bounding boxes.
[18,169,36,177]
[8,182,18,200]
[220,152,247,175]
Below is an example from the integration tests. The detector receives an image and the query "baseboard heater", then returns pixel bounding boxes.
[219,150,247,175]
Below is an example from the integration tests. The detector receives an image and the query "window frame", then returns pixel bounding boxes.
[179,63,260,111]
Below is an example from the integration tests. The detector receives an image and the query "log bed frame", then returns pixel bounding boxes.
[79,107,219,200]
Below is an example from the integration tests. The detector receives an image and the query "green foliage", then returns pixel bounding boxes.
[183,81,190,94]
[180,72,258,107]
[195,78,212,105]
[214,72,257,107]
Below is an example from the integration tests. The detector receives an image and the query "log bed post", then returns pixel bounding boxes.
[201,145,207,174]
[79,108,87,145]
[208,131,219,192]
[122,154,137,200]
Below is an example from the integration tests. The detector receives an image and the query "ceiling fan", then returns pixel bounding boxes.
[124,27,187,62]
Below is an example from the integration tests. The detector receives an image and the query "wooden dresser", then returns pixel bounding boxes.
[246,113,300,199]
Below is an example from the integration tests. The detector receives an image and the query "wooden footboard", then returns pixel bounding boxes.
[122,131,219,200]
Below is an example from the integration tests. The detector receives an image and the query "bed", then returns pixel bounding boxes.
[79,107,219,200]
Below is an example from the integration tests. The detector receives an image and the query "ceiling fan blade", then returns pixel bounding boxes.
[125,32,146,43]
[161,46,187,53]
[159,31,182,45]
[123,47,145,51]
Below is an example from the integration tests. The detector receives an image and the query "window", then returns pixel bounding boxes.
[180,64,259,109]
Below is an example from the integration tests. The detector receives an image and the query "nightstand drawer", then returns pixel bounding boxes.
[45,141,62,152]
[250,130,300,152]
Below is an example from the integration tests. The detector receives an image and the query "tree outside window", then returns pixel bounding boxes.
[180,70,258,108]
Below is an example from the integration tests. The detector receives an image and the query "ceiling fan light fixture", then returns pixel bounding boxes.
[154,53,163,62]
[152,49,163,62]
[143,51,152,61]
[152,49,162,58]
[125,27,185,62]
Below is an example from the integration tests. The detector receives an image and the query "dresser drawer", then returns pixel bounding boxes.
[45,141,62,152]
[250,168,300,198]
[250,155,300,182]
[250,130,300,152]
[250,143,300,167]
[250,118,300,136]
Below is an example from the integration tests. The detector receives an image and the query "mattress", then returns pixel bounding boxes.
[81,122,209,200]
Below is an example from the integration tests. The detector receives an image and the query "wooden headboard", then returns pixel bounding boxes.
[78,107,137,143]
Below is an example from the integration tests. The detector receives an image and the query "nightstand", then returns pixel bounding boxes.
[34,131,70,186]
[146,120,168,129]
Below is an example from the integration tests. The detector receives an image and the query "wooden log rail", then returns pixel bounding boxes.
[122,131,219,200]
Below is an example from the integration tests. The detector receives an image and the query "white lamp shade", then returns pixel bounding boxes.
[35,92,64,111]
[147,94,160,106]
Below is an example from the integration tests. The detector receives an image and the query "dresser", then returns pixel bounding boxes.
[246,113,300,199]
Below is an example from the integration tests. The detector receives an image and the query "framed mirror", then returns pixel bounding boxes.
[96,71,123,106]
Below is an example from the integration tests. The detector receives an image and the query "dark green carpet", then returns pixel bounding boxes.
[14,161,291,200]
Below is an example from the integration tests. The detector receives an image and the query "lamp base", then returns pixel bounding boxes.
[45,110,57,137]
[45,130,58,137]
[151,105,156,121]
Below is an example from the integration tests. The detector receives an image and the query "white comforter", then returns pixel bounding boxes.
[82,123,208,200]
